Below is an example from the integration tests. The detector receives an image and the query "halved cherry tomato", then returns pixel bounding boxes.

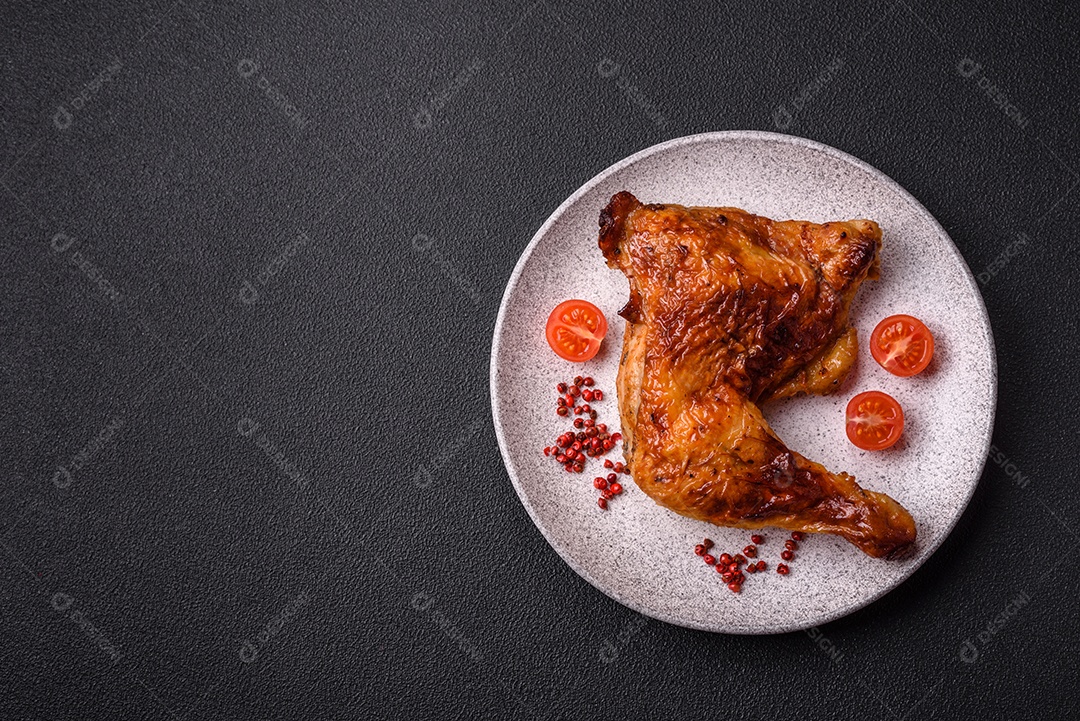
[545,299,607,362]
[846,390,904,451]
[869,314,934,377]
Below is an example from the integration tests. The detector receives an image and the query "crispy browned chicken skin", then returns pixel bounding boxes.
[599,191,915,558]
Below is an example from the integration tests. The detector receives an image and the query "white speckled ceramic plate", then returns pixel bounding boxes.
[490,131,996,634]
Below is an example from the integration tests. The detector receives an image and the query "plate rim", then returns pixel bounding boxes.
[489,130,998,634]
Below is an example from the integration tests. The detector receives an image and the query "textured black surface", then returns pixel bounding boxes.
[2,1,1079,718]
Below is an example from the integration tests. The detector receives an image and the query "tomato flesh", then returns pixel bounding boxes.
[846,390,904,451]
[545,299,607,362]
[870,314,934,377]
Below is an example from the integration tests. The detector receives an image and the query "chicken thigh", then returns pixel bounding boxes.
[599,191,915,558]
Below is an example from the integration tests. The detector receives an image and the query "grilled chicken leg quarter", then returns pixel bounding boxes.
[599,191,915,558]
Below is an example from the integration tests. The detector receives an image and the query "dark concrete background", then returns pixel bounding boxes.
[2,0,1078,718]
